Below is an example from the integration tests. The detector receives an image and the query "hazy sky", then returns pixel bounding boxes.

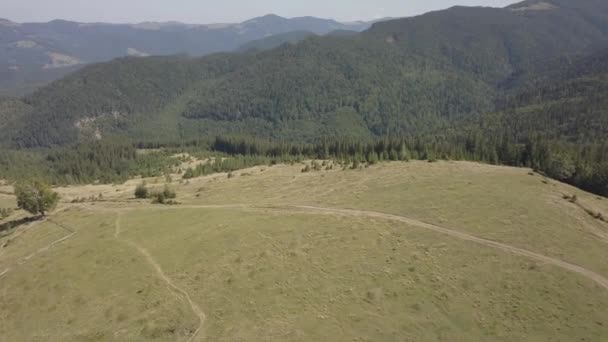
[2,0,519,24]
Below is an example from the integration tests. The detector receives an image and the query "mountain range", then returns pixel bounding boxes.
[0,14,387,95]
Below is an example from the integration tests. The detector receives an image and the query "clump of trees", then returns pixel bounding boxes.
[182,156,275,180]
[209,136,608,197]
[151,185,177,205]
[0,140,175,186]
[14,180,60,217]
[135,182,177,204]
[70,194,103,203]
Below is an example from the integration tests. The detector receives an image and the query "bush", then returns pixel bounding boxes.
[151,192,166,204]
[312,161,322,171]
[134,183,149,199]
[183,168,195,179]
[0,208,13,219]
[563,194,578,203]
[162,185,176,199]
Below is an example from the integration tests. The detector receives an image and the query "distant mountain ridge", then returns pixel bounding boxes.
[0,14,386,95]
[237,31,318,52]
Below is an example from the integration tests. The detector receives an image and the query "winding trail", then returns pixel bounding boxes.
[113,213,206,342]
[19,230,76,265]
[79,202,608,291]
[5,200,607,340]
[0,207,77,279]
[291,205,608,290]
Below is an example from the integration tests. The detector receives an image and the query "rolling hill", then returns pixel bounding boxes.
[1,161,608,340]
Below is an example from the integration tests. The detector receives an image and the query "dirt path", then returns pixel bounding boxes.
[3,200,608,339]
[113,213,206,342]
[291,205,608,291]
[0,205,73,257]
[0,230,76,279]
[84,202,608,291]
[0,208,77,280]
[20,230,76,265]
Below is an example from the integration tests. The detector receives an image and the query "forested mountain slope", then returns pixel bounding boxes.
[237,31,317,52]
[364,0,608,82]
[2,0,607,149]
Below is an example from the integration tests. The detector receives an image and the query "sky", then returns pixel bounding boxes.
[1,0,519,24]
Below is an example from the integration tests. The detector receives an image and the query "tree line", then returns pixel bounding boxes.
[209,135,608,197]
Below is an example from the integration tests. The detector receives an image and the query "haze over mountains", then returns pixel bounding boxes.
[0,14,386,95]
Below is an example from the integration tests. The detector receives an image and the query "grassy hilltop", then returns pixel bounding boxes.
[1,160,607,341]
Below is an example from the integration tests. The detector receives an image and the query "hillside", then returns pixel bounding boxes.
[1,161,607,340]
[0,0,606,196]
[366,0,608,82]
[2,0,607,145]
[0,15,381,95]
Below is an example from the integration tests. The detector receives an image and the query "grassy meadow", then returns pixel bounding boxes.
[0,160,607,341]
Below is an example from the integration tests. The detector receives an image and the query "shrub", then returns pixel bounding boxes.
[183,168,195,179]
[162,185,176,199]
[134,183,149,199]
[151,192,166,204]
[0,208,13,219]
[563,194,578,203]
[312,161,322,171]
